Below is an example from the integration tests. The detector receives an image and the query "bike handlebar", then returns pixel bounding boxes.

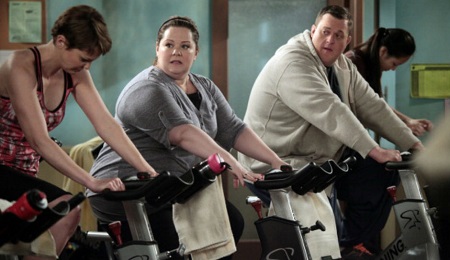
[254,156,356,195]
[102,171,191,202]
[255,162,317,190]
[385,152,414,170]
[102,154,229,207]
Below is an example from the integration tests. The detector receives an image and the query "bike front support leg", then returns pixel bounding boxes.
[269,189,311,260]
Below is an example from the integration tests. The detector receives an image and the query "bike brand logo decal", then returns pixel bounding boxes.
[400,209,421,230]
[266,247,294,260]
[379,239,405,260]
[379,208,422,259]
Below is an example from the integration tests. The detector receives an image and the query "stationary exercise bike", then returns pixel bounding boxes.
[90,154,229,260]
[376,152,440,260]
[246,156,356,260]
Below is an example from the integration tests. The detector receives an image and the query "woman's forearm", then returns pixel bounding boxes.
[233,127,285,168]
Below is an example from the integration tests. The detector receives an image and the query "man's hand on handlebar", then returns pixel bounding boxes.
[368,146,402,164]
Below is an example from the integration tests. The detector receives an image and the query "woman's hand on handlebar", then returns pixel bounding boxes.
[231,166,263,188]
[271,159,291,171]
[88,177,125,193]
[368,146,402,164]
[147,170,159,178]
[406,118,433,136]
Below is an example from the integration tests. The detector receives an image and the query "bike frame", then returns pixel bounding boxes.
[377,167,440,260]
[248,157,356,260]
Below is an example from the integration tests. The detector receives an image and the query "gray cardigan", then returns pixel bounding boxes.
[87,66,245,197]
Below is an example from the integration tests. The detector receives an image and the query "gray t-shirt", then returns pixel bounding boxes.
[86,66,245,197]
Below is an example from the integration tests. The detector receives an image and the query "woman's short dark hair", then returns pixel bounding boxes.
[51,5,112,56]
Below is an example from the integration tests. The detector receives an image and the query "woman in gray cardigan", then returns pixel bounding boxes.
[88,16,286,260]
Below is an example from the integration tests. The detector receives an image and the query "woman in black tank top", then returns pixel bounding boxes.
[0,5,157,259]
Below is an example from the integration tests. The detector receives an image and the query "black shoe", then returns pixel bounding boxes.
[341,243,375,260]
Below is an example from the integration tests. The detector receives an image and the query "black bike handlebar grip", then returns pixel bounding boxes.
[264,172,293,181]
[384,151,414,170]
[280,165,293,172]
[385,161,413,170]
[67,192,86,210]
[103,172,170,201]
[254,162,317,190]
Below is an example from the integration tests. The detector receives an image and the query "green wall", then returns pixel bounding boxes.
[390,0,448,131]
[378,1,448,147]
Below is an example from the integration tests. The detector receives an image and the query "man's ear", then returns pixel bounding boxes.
[346,35,352,46]
[311,24,317,34]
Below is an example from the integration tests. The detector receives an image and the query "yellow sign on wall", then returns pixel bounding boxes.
[411,64,450,98]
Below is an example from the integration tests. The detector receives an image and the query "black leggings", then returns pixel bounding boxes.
[334,152,399,252]
[93,198,244,260]
[0,165,69,202]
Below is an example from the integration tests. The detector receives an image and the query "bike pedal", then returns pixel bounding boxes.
[165,243,186,258]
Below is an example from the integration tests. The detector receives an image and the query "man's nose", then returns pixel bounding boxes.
[326,35,336,43]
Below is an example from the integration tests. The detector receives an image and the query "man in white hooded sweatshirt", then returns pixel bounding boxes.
[239,5,423,259]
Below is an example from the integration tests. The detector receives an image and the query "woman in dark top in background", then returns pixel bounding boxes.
[344,27,433,254]
[345,27,433,140]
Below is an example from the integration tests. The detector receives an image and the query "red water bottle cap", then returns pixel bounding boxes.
[207,153,226,174]
[387,186,397,201]
[4,190,47,221]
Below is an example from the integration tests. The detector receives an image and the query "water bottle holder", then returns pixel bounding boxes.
[19,201,70,243]
[175,168,217,204]
[19,193,85,243]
